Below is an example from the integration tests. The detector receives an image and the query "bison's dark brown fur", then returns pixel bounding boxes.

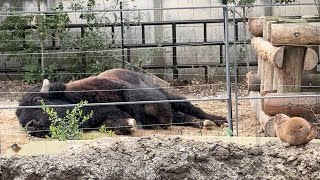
[16,69,226,137]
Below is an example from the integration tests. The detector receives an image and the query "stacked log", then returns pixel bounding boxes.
[247,16,320,136]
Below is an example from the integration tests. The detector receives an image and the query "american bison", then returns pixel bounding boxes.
[16,68,226,137]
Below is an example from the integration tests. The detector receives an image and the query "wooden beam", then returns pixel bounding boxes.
[263,92,320,116]
[251,37,285,68]
[247,71,320,91]
[271,22,320,45]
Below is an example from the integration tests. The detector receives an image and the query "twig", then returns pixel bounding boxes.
[305,100,320,122]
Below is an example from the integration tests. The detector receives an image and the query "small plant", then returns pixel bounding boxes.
[225,127,234,137]
[99,125,116,137]
[99,125,107,133]
[106,130,116,137]
[22,63,58,84]
[41,100,93,141]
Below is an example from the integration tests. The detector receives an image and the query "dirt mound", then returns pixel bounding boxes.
[1,136,320,180]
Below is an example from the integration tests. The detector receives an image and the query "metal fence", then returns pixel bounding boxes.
[1,1,320,153]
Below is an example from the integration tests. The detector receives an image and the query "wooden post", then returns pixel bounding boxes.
[267,21,277,42]
[273,68,279,91]
[259,57,265,92]
[249,91,276,137]
[277,46,305,93]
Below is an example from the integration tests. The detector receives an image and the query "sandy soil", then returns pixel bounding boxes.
[0,80,259,153]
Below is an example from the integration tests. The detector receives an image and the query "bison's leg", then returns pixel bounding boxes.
[172,111,217,129]
[160,91,227,126]
[122,89,173,130]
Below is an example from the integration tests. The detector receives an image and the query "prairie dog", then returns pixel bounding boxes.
[274,114,317,146]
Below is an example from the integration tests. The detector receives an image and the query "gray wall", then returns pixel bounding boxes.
[0,0,318,81]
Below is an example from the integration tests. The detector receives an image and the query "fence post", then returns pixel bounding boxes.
[120,1,125,68]
[223,4,233,133]
[232,5,239,136]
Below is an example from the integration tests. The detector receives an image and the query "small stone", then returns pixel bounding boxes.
[287,155,297,162]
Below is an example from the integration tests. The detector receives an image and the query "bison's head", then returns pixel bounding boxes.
[16,79,69,137]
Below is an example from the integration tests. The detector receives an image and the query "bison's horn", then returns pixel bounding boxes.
[40,79,50,93]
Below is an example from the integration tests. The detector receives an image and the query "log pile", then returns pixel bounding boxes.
[247,16,320,136]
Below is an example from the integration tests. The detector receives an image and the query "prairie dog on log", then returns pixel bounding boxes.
[274,114,317,146]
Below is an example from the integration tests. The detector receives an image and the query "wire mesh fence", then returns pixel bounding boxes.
[1,0,320,154]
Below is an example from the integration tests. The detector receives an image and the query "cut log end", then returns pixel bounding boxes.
[304,47,319,71]
[273,46,285,68]
[246,71,261,91]
[251,37,284,68]
[248,17,264,37]
[264,116,276,137]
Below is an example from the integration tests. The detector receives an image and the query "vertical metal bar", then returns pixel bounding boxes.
[223,5,233,133]
[219,44,223,64]
[111,26,115,44]
[235,22,239,42]
[142,25,146,44]
[204,23,207,42]
[127,48,131,63]
[22,28,26,48]
[52,33,56,47]
[120,1,125,68]
[232,6,239,136]
[172,23,178,79]
[80,27,86,69]
[205,67,208,83]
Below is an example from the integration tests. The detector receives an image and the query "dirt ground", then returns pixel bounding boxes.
[0,80,259,153]
[2,136,320,179]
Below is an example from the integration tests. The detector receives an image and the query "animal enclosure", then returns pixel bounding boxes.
[1,1,320,178]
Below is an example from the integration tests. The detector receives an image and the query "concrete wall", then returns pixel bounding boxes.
[0,0,318,81]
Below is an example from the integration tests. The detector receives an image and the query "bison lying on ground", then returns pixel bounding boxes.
[16,68,226,137]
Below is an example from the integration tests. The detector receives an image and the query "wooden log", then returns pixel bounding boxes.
[259,57,265,92]
[271,22,320,45]
[249,91,276,137]
[273,68,279,91]
[248,17,264,37]
[263,92,320,116]
[262,19,274,93]
[305,46,319,73]
[247,71,320,91]
[246,71,260,91]
[304,47,319,71]
[251,37,285,68]
[267,21,277,42]
[264,62,274,92]
[277,46,305,93]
